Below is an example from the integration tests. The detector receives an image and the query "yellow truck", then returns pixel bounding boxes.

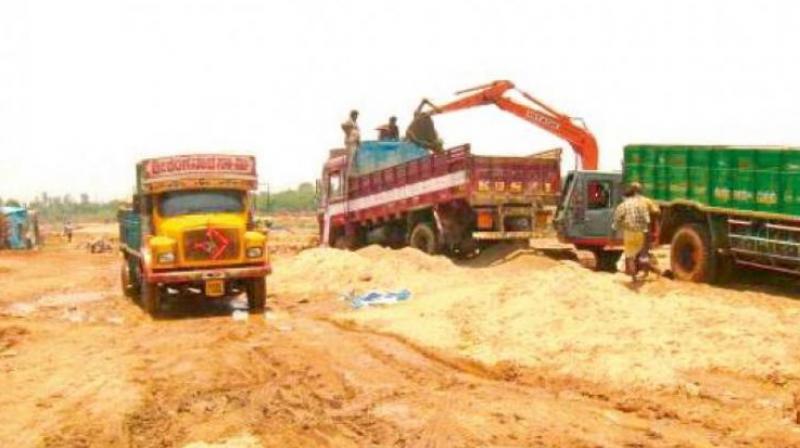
[118,154,270,315]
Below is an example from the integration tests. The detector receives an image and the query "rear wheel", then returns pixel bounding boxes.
[141,280,161,316]
[247,277,267,313]
[120,262,133,297]
[332,227,364,251]
[409,222,439,254]
[333,235,351,250]
[670,223,716,283]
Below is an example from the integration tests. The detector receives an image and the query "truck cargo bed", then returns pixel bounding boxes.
[117,208,142,252]
[624,144,800,219]
[345,144,560,208]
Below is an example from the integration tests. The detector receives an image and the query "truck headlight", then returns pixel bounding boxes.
[246,247,263,258]
[157,252,175,264]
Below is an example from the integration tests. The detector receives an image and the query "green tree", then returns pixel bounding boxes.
[256,183,317,213]
[5,199,21,207]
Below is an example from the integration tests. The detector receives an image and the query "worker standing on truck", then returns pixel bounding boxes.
[613,182,658,280]
[377,116,399,141]
[341,110,360,155]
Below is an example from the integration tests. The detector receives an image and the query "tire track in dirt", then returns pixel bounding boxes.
[116,314,403,447]
[323,306,800,447]
[4,243,800,447]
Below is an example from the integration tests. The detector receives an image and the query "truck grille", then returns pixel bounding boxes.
[183,228,240,262]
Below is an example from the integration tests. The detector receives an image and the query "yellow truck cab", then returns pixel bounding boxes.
[118,154,270,315]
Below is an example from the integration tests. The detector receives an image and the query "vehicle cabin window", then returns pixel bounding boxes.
[587,180,612,210]
[328,171,343,198]
[158,189,245,217]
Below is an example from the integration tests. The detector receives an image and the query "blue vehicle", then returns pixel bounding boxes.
[1,206,39,250]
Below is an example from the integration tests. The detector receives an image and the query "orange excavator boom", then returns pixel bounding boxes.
[413,80,599,170]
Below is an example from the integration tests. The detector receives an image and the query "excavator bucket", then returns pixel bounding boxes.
[405,114,443,153]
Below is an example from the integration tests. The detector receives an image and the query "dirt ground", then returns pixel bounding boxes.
[2,223,800,447]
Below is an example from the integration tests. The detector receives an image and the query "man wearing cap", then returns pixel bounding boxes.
[613,182,659,280]
[341,110,360,155]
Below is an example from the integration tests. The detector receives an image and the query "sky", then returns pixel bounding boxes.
[1,0,799,202]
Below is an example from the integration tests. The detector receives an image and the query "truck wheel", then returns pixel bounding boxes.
[141,281,161,316]
[247,277,267,313]
[333,235,355,250]
[593,249,622,272]
[670,223,716,283]
[332,228,364,251]
[120,262,133,297]
[409,222,439,254]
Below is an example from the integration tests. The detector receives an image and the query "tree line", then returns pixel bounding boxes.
[0,183,317,222]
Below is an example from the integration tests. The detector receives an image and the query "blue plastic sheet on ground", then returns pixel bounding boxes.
[350,289,412,309]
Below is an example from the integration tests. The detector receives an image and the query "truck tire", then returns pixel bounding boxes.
[120,262,133,297]
[333,235,356,250]
[332,228,364,251]
[670,223,716,283]
[409,222,439,254]
[593,249,622,272]
[141,280,161,316]
[247,277,267,313]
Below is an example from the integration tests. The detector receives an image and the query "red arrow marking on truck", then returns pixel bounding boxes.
[192,228,230,260]
[207,228,229,260]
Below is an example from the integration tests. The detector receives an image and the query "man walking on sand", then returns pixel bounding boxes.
[613,182,659,280]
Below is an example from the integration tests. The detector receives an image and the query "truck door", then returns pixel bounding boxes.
[320,168,345,245]
[556,171,622,243]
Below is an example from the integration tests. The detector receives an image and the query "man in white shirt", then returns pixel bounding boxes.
[341,110,360,154]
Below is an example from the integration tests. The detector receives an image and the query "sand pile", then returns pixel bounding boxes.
[336,250,800,390]
[271,245,456,298]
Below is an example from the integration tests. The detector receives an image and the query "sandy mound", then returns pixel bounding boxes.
[183,434,261,448]
[334,250,800,390]
[357,245,455,273]
[271,245,456,299]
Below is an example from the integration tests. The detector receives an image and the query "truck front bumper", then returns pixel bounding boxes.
[147,264,271,284]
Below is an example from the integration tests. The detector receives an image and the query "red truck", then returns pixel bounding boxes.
[318,141,560,255]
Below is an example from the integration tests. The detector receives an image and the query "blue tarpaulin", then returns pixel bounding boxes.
[354,140,428,175]
[350,289,412,309]
[1,206,30,249]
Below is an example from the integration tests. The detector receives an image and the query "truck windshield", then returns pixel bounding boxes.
[158,190,244,217]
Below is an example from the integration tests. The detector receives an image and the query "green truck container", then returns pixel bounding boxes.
[560,144,800,285]
[623,144,800,218]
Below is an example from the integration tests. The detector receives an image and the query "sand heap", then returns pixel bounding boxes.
[323,247,800,390]
[270,245,456,298]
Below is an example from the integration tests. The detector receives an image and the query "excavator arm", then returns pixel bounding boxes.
[408,80,599,170]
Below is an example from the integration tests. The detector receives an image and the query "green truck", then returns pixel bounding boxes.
[555,144,800,282]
